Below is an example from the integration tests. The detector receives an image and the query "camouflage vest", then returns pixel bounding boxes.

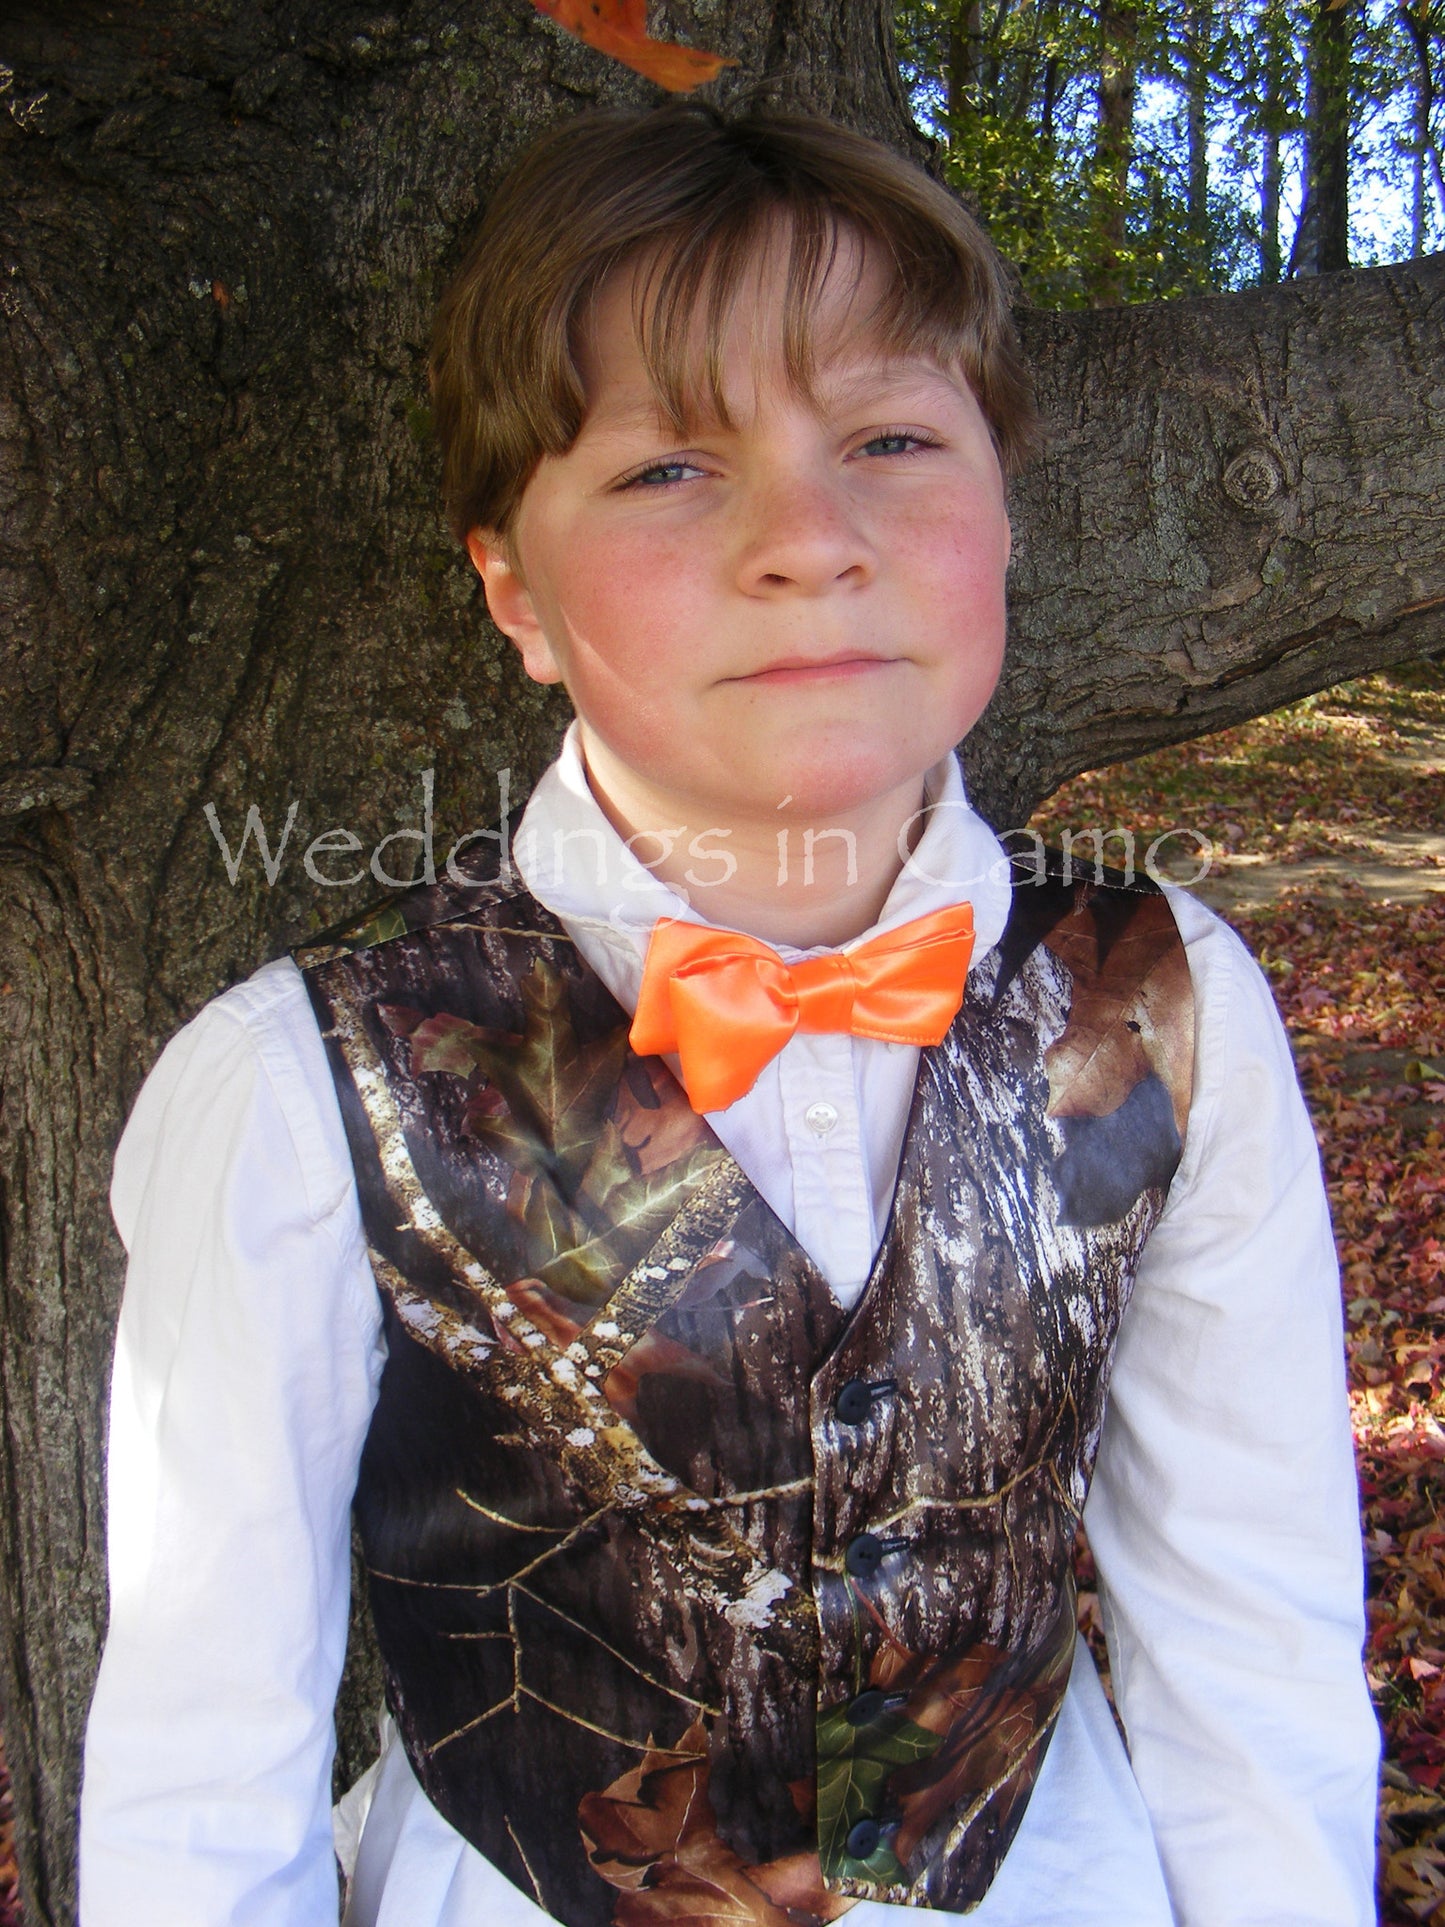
[295,858,1193,1926]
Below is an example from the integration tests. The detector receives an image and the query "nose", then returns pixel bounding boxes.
[733,469,877,597]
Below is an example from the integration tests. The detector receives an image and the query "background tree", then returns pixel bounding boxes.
[896,0,1445,299]
[1292,0,1356,271]
[1401,5,1437,246]
[1185,0,1213,274]
[1093,0,1141,302]
[0,1,1441,1921]
[1250,0,1298,280]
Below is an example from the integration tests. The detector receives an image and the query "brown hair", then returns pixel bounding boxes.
[430,100,1040,550]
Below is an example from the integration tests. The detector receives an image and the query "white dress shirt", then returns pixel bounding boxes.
[80,726,1380,1926]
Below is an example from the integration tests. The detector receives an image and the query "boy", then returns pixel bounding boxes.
[80,101,1378,1925]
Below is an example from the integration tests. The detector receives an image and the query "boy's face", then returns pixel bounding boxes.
[470,223,1011,841]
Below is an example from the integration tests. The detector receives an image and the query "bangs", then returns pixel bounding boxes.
[619,209,880,433]
[580,202,1001,441]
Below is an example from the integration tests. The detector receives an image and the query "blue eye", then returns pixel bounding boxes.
[860,432,939,458]
[621,461,700,490]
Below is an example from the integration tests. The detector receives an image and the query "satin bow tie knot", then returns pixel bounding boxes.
[629,904,975,1113]
[778,951,857,1032]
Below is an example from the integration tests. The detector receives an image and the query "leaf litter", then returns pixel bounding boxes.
[1035,661,1445,1927]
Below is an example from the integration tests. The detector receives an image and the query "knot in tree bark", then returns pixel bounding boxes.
[1222,444,1287,511]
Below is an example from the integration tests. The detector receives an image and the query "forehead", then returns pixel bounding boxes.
[575,221,950,431]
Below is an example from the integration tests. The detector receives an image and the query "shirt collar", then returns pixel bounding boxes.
[512,720,1013,1008]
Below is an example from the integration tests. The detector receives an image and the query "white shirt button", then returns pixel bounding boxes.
[804,1100,839,1137]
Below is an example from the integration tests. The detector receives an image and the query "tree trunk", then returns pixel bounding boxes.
[1186,0,1211,281]
[1041,51,1060,150]
[1260,0,1288,283]
[0,3,1441,1921]
[1293,0,1354,274]
[0,6,928,1920]
[1262,126,1283,281]
[1092,0,1139,305]
[946,0,984,124]
[1400,3,1439,254]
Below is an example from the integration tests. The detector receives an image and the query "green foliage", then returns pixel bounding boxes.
[815,1700,941,1880]
[895,0,1445,307]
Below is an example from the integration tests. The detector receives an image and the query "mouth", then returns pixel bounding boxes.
[729,652,901,685]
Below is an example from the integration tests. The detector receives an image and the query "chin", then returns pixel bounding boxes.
[761,745,936,823]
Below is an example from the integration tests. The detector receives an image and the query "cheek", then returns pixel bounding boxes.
[897,509,1009,631]
[548,527,707,690]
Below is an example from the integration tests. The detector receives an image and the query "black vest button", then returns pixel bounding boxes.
[843,1532,908,1579]
[844,1532,885,1578]
[833,1377,896,1426]
[834,1378,874,1425]
[846,1817,883,1859]
[844,1688,890,1726]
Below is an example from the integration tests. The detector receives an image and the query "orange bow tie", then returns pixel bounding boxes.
[629,904,975,1113]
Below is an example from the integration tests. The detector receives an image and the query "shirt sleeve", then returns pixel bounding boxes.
[79,957,385,1927]
[1081,890,1381,1927]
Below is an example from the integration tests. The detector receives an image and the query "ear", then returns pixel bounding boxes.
[465,528,564,685]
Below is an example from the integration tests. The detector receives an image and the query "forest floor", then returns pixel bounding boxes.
[1039,660,1445,1927]
[1,665,1441,1925]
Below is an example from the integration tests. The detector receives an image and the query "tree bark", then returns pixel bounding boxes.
[0,2,1441,1921]
[965,258,1445,825]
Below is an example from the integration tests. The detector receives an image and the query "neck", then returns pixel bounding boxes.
[575,751,933,950]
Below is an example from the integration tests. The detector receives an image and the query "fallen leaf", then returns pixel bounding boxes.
[406,1006,521,1074]
[888,1608,1075,1866]
[503,1277,726,1423]
[614,1054,713,1175]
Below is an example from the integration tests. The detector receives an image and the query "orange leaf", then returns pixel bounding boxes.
[532,0,737,92]
[505,1276,584,1349]
[602,1327,728,1424]
[900,1644,1008,1741]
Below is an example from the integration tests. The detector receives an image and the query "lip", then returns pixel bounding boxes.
[731,653,900,685]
